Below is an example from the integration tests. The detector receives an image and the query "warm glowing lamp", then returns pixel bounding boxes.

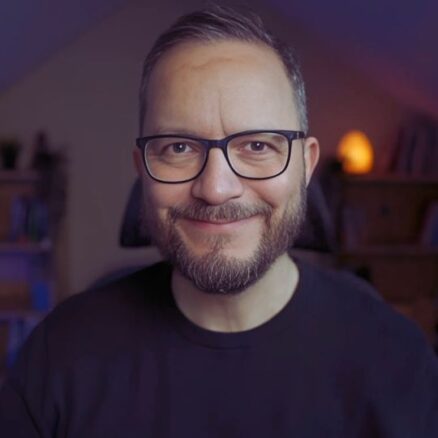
[337,130,374,174]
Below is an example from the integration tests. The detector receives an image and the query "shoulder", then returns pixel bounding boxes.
[51,261,171,319]
[296,259,438,410]
[48,261,171,324]
[295,258,433,361]
[297,257,380,301]
[24,262,173,367]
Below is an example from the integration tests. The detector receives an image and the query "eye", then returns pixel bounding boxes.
[247,141,270,152]
[170,142,191,153]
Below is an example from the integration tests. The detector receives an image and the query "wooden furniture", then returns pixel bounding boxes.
[337,175,438,343]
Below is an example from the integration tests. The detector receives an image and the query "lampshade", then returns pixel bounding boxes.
[337,130,374,174]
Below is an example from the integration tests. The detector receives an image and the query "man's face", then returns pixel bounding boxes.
[134,40,319,294]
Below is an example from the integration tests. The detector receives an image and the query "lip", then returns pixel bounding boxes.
[181,216,256,232]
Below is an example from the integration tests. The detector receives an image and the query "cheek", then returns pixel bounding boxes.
[144,179,192,213]
[249,164,304,212]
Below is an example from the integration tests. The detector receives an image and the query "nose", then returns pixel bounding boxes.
[191,148,244,205]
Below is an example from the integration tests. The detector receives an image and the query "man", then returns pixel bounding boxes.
[1,6,437,437]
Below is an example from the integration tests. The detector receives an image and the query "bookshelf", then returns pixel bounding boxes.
[0,241,52,254]
[337,175,438,343]
[0,170,58,378]
[0,170,39,183]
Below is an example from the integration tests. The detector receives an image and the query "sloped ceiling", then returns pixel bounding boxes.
[1,0,437,119]
[0,0,126,92]
[271,0,438,119]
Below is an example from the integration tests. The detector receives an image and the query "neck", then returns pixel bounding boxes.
[171,253,299,332]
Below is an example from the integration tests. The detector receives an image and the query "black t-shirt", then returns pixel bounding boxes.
[1,260,437,437]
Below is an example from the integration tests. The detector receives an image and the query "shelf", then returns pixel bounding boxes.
[342,174,438,186]
[0,309,45,322]
[336,174,438,343]
[0,170,39,184]
[0,241,52,254]
[338,245,438,257]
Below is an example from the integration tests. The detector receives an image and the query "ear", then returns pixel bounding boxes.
[133,148,144,177]
[303,136,320,186]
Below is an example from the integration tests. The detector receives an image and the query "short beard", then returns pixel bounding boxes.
[143,181,306,295]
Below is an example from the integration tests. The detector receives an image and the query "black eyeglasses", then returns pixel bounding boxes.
[135,129,305,184]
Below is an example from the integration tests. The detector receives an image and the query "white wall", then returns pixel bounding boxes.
[0,0,409,296]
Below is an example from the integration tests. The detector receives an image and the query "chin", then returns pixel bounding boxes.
[181,230,260,259]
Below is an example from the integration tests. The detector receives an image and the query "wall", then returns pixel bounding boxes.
[0,0,409,296]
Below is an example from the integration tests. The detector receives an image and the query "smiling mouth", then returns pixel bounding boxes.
[192,218,242,224]
[181,216,257,230]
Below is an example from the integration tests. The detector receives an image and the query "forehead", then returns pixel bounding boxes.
[144,40,299,135]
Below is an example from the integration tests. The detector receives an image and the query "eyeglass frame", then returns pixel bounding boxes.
[135,129,306,184]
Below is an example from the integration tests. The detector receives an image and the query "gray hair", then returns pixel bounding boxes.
[138,5,308,135]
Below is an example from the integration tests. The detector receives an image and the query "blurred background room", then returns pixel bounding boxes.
[1,0,438,381]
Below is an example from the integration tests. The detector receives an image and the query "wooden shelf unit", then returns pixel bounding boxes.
[337,175,438,343]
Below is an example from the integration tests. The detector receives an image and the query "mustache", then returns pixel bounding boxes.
[169,200,273,222]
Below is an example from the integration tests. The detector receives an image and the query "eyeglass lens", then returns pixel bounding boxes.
[144,132,290,182]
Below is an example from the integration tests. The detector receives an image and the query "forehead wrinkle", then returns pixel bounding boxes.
[158,52,239,86]
[174,61,230,137]
[189,55,250,72]
[146,41,299,136]
[156,86,225,138]
[185,65,240,138]
[218,88,227,135]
